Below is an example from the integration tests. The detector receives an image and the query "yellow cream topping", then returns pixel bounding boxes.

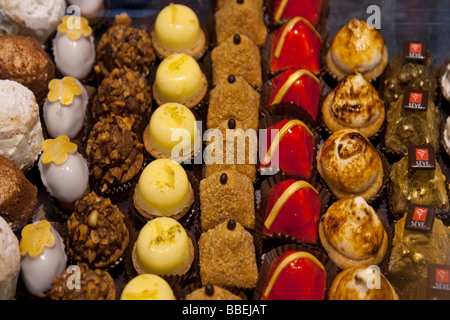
[135,217,191,275]
[154,53,204,103]
[47,77,83,105]
[274,17,322,58]
[120,274,176,300]
[263,251,325,298]
[147,102,197,157]
[19,220,56,257]
[270,69,320,105]
[274,0,289,22]
[136,159,191,217]
[264,120,313,164]
[57,15,92,41]
[154,3,201,50]
[264,181,318,229]
[41,135,78,165]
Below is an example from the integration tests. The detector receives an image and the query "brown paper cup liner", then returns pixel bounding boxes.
[130,230,199,289]
[127,169,200,228]
[257,172,331,246]
[253,243,339,300]
[180,280,249,300]
[258,111,320,183]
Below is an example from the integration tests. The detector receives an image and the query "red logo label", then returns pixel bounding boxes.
[416,148,429,161]
[436,269,450,284]
[413,207,428,222]
[410,92,423,104]
[410,43,422,54]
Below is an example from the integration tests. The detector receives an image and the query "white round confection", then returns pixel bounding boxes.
[53,31,96,80]
[38,151,89,204]
[444,116,450,154]
[0,80,44,171]
[43,79,88,139]
[20,223,67,297]
[0,216,20,300]
[68,0,104,19]
[0,0,66,43]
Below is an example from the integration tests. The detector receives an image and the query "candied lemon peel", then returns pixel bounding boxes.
[47,76,83,105]
[57,15,92,41]
[20,220,56,257]
[41,135,78,165]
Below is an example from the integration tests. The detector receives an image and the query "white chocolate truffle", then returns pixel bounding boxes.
[43,77,88,139]
[0,216,20,300]
[19,220,67,297]
[38,136,89,204]
[0,80,44,171]
[53,16,95,80]
[0,0,66,43]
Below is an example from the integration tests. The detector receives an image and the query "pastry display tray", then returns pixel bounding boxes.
[13,0,450,301]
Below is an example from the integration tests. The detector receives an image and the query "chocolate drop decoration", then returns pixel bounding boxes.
[228,118,236,129]
[205,284,214,296]
[228,74,236,83]
[227,219,236,230]
[233,34,241,45]
[220,173,228,184]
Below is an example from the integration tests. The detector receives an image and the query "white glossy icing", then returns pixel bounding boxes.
[68,0,104,18]
[0,216,20,300]
[38,151,89,204]
[444,116,450,152]
[20,224,67,297]
[43,79,88,139]
[441,65,450,99]
[53,31,95,80]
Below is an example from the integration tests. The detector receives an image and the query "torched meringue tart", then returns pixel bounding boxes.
[319,197,389,270]
[133,159,194,221]
[326,19,388,81]
[131,217,194,276]
[317,129,384,201]
[328,266,399,300]
[322,72,385,137]
[151,3,206,60]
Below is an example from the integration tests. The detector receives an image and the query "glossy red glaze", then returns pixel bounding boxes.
[268,69,323,120]
[262,250,327,300]
[270,19,322,74]
[273,0,323,26]
[263,179,321,244]
[260,119,314,178]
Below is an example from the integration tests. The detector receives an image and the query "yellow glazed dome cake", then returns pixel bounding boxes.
[143,102,200,162]
[152,53,208,109]
[151,3,206,60]
[131,217,194,276]
[133,159,194,221]
[120,274,176,300]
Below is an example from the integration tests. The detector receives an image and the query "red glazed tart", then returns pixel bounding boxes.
[268,69,323,121]
[272,0,324,26]
[260,119,315,178]
[263,179,322,244]
[261,250,327,300]
[270,17,322,75]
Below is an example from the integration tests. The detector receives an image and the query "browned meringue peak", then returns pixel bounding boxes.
[327,19,387,81]
[323,72,385,137]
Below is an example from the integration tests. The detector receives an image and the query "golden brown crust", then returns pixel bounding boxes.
[317,129,383,201]
[152,72,208,109]
[131,235,195,276]
[200,170,255,231]
[0,35,55,105]
[199,220,258,289]
[211,34,262,88]
[185,285,243,300]
[328,267,398,300]
[215,0,267,47]
[0,155,37,230]
[318,198,388,270]
[326,19,388,81]
[207,75,260,131]
[132,183,194,221]
[150,28,207,61]
[322,73,385,138]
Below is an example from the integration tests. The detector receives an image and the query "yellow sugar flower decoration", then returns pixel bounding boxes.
[20,220,56,257]
[57,15,92,41]
[41,135,78,165]
[47,77,83,105]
